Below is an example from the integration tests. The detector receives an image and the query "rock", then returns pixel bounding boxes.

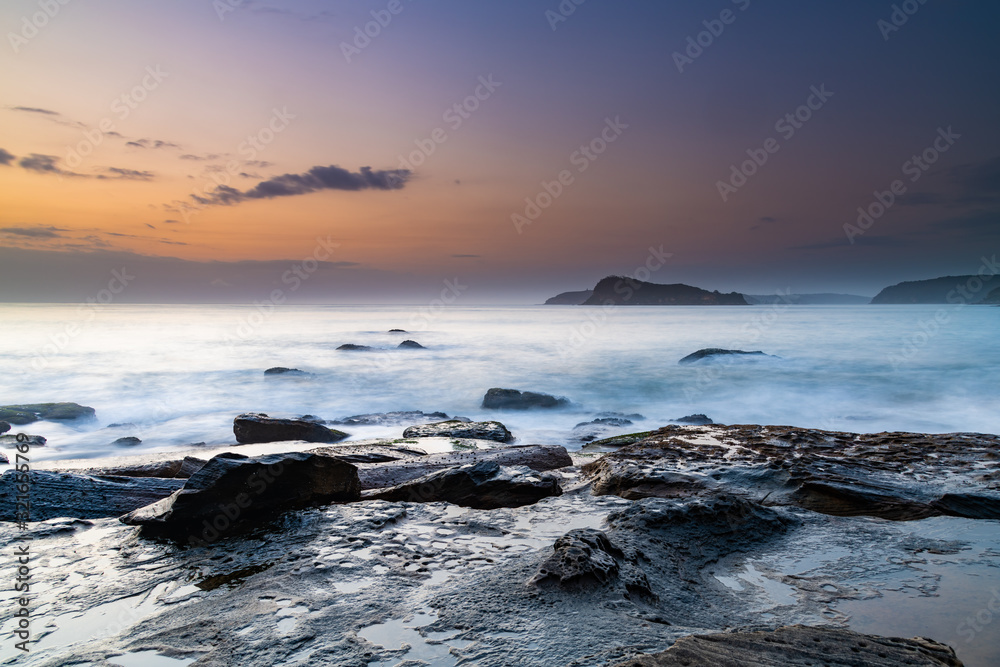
[672,414,714,425]
[0,453,6,464]
[0,403,95,425]
[106,422,137,429]
[581,431,654,451]
[932,492,1000,520]
[367,460,561,509]
[388,328,407,332]
[321,444,573,490]
[0,421,9,434]
[112,436,142,447]
[678,348,772,364]
[0,471,185,521]
[264,367,307,375]
[397,340,425,349]
[76,457,208,479]
[791,479,940,521]
[528,528,622,588]
[585,455,711,500]
[403,420,513,443]
[482,388,569,410]
[0,434,46,447]
[233,413,348,444]
[544,289,594,305]
[121,452,360,542]
[611,624,964,666]
[329,411,453,426]
[337,344,373,351]
[583,277,748,306]
[571,417,635,442]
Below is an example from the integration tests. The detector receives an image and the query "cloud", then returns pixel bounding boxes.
[0,148,14,165]
[99,167,156,181]
[10,106,59,116]
[192,165,411,206]
[8,106,85,128]
[15,154,154,180]
[126,139,181,150]
[0,225,69,238]
[163,219,180,224]
[901,155,1000,209]
[18,154,69,175]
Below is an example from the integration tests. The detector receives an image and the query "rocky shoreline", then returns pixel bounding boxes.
[1,409,998,666]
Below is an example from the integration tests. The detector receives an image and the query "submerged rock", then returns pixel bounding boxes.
[612,624,964,666]
[329,411,453,426]
[0,434,46,447]
[337,344,373,351]
[482,388,569,410]
[0,402,95,424]
[403,420,513,443]
[672,413,714,425]
[397,340,425,349]
[0,471,184,521]
[112,436,142,447]
[264,367,307,375]
[572,417,635,442]
[0,421,9,434]
[678,348,773,364]
[233,413,348,444]
[368,460,562,509]
[388,328,407,333]
[121,452,360,542]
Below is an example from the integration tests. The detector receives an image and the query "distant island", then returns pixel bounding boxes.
[870,275,993,304]
[571,276,748,306]
[544,290,594,305]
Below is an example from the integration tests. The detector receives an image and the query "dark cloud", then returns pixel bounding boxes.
[0,148,14,165]
[192,165,411,206]
[10,106,59,116]
[145,223,156,229]
[0,225,68,238]
[8,106,85,129]
[127,139,181,150]
[99,167,156,181]
[163,219,180,224]
[180,153,222,161]
[18,154,67,175]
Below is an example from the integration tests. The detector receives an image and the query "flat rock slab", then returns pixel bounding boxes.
[0,403,95,424]
[482,388,569,410]
[0,471,185,521]
[678,348,773,364]
[75,456,208,479]
[611,624,963,666]
[121,451,360,543]
[233,413,348,444]
[403,420,513,443]
[366,460,562,509]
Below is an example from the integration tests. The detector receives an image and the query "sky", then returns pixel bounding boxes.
[1,0,998,303]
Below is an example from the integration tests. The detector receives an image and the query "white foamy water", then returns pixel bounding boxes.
[1,303,997,461]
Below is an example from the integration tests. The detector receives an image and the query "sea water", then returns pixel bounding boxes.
[0,303,997,462]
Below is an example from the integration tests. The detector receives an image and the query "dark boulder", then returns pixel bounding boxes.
[0,421,9,434]
[388,328,407,333]
[402,420,513,443]
[329,411,453,426]
[482,388,569,410]
[0,471,185,521]
[112,436,142,447]
[611,624,963,666]
[528,528,623,588]
[367,460,561,509]
[233,413,348,444]
[0,403,96,425]
[264,367,307,375]
[932,492,1000,520]
[77,456,208,479]
[397,340,425,349]
[571,417,635,442]
[672,414,714,425]
[337,344,373,351]
[1,434,46,447]
[678,348,773,364]
[121,451,360,542]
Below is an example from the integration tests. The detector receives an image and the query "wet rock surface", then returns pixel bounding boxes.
[337,343,373,351]
[403,419,513,442]
[233,412,349,444]
[398,339,426,349]
[0,402,95,424]
[482,387,570,410]
[328,410,453,426]
[263,366,307,375]
[678,348,773,364]
[672,413,714,425]
[612,624,964,666]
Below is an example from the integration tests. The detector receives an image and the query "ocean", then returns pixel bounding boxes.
[2,303,998,462]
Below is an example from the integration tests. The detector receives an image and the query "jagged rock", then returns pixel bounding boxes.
[403,420,513,443]
[0,471,185,521]
[0,434,46,447]
[112,436,142,447]
[482,388,569,410]
[791,479,940,521]
[233,413,348,444]
[264,367,307,375]
[932,492,1000,520]
[76,456,208,479]
[0,421,9,434]
[121,452,360,542]
[585,455,711,500]
[337,344,373,351]
[672,414,714,425]
[329,411,453,426]
[529,528,622,588]
[611,624,964,666]
[367,460,562,509]
[678,348,772,364]
[571,417,635,442]
[398,340,425,349]
[388,328,407,332]
[0,403,95,425]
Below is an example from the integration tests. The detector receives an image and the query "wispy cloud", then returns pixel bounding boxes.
[0,225,69,238]
[0,148,14,165]
[126,139,181,150]
[192,165,411,206]
[8,105,85,129]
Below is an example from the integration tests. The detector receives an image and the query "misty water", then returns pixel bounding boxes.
[1,303,998,462]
